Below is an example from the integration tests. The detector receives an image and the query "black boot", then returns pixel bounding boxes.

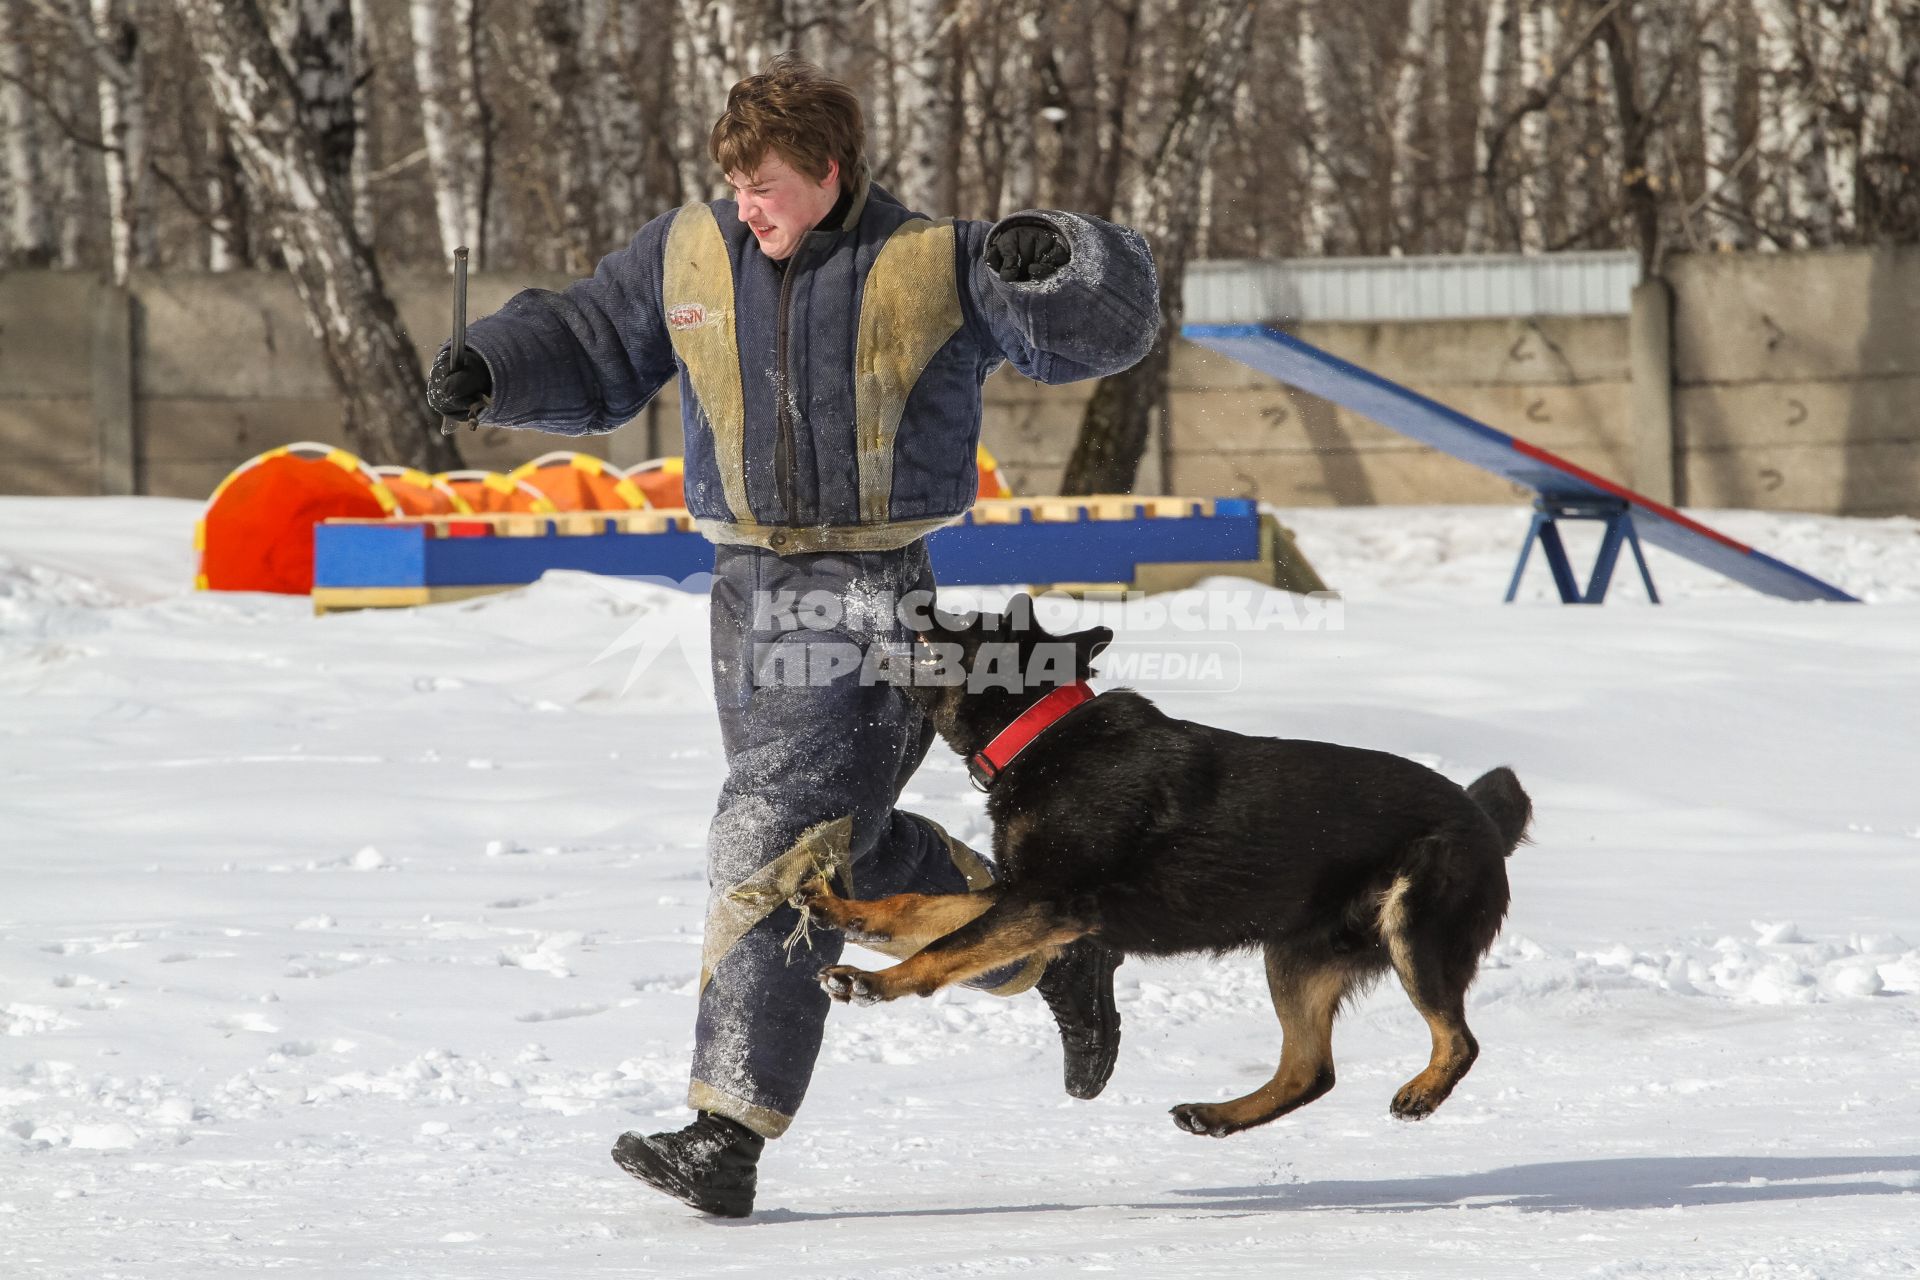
[1036,938,1123,1100]
[611,1111,765,1218]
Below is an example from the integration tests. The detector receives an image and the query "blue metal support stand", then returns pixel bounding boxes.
[1505,496,1660,604]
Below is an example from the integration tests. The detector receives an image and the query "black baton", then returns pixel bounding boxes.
[440,245,473,436]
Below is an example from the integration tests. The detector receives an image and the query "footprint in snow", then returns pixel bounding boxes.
[211,1013,279,1034]
[41,937,142,956]
[515,1004,608,1023]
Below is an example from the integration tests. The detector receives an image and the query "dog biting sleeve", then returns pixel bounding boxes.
[698,815,855,995]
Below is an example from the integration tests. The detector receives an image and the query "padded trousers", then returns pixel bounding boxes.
[687,539,1034,1138]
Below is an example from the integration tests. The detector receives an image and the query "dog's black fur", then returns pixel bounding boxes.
[802,599,1531,1135]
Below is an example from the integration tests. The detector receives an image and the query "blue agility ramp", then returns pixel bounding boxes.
[1184,323,1857,604]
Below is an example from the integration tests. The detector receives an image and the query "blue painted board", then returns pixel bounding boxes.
[313,507,1268,595]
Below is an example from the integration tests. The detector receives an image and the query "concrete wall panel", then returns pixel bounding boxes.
[136,273,335,400]
[1677,379,1920,450]
[1681,440,1920,517]
[1175,444,1542,507]
[1289,316,1632,388]
[0,399,96,496]
[0,273,97,398]
[1671,247,1920,384]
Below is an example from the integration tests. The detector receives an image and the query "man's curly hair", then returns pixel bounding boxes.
[710,53,868,191]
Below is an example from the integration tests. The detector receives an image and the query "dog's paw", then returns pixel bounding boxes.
[1390,1082,1442,1121]
[817,965,886,1006]
[806,895,893,944]
[1169,1103,1240,1138]
[789,876,831,912]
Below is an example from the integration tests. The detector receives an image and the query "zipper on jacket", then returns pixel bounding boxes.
[773,248,803,528]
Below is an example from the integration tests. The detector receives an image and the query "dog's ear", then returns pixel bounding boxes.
[1063,625,1113,675]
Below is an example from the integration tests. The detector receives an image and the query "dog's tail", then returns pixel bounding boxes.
[1467,766,1532,855]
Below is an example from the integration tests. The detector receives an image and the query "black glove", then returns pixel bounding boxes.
[985,222,1071,284]
[426,346,492,420]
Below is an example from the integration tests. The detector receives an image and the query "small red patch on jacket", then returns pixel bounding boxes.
[667,303,707,331]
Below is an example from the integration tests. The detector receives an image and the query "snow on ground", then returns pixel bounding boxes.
[3,495,1917,1278]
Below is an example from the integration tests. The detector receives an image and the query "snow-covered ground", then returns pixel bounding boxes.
[3,496,1917,1278]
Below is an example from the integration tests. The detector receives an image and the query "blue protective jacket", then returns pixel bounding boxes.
[461,180,1160,553]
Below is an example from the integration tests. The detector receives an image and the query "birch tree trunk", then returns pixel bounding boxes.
[586,0,649,223]
[347,0,373,240]
[1697,0,1747,248]
[1463,0,1512,250]
[1388,0,1440,252]
[1030,3,1074,211]
[1873,0,1920,240]
[84,0,150,283]
[998,0,1050,212]
[1823,0,1876,237]
[53,59,88,268]
[1084,0,1142,218]
[1755,0,1833,245]
[774,0,832,65]
[205,117,253,269]
[410,0,491,262]
[1061,0,1256,495]
[1,0,56,265]
[1296,0,1338,254]
[1600,1,1660,278]
[177,0,463,471]
[1858,0,1897,187]
[671,2,712,201]
[894,0,953,211]
[1514,0,1546,250]
[675,0,776,199]
[534,0,593,269]
[275,0,356,186]
[1752,0,1793,236]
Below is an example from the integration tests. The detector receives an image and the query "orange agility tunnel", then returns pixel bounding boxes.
[510,451,648,511]
[435,470,557,515]
[373,466,473,516]
[976,445,1012,499]
[196,443,398,595]
[623,457,686,509]
[618,451,1008,508]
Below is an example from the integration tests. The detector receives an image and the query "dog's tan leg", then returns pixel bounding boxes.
[1170,951,1347,1137]
[818,897,1088,1004]
[1379,876,1480,1120]
[1388,996,1478,1120]
[792,880,1000,959]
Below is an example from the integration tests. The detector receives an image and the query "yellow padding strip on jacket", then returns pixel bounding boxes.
[663,203,752,524]
[855,218,963,524]
[698,815,854,995]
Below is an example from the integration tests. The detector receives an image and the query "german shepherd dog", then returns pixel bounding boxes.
[797,598,1531,1136]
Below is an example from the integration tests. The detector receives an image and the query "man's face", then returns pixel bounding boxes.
[728,153,841,261]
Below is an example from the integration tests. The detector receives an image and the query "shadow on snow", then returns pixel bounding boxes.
[736,1154,1919,1223]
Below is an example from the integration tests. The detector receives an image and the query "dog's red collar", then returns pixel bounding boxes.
[967,681,1097,792]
